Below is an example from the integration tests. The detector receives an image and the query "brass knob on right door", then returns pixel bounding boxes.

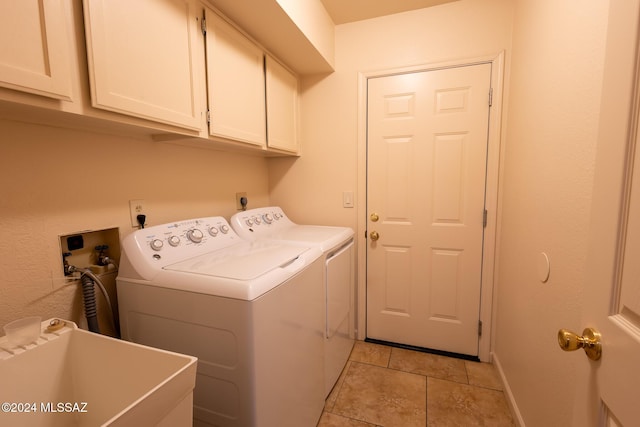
[370,231,380,241]
[557,327,602,361]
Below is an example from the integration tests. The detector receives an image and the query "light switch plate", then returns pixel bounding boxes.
[343,191,354,208]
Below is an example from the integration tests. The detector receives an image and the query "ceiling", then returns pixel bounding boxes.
[320,0,460,25]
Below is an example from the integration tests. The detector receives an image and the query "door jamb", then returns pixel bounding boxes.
[355,52,506,362]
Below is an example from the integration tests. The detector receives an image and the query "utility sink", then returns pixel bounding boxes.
[0,318,197,426]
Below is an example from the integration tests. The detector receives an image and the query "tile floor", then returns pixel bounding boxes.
[318,341,515,427]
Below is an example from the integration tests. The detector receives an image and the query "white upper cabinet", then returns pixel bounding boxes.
[205,8,266,148]
[0,1,300,155]
[83,0,202,130]
[266,56,298,153]
[0,0,73,100]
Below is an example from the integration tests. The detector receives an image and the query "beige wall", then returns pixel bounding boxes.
[0,118,269,332]
[268,0,514,228]
[494,0,609,425]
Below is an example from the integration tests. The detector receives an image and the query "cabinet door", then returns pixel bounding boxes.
[83,0,202,130]
[0,0,72,100]
[266,56,298,153]
[205,9,266,147]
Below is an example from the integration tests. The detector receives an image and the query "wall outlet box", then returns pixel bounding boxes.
[59,227,120,278]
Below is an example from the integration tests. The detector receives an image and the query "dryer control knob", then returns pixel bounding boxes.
[208,226,219,237]
[245,218,254,226]
[150,239,164,251]
[263,213,273,224]
[220,225,230,234]
[168,236,180,247]
[187,229,204,243]
[253,216,262,225]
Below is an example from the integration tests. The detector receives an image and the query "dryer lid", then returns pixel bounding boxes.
[164,241,309,281]
[270,226,354,252]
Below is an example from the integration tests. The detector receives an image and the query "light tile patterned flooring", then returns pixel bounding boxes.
[318,341,515,427]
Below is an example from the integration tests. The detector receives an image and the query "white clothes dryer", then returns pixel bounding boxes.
[230,207,355,397]
[116,216,325,427]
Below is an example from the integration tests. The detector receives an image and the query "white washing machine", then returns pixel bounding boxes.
[230,207,355,397]
[116,216,325,427]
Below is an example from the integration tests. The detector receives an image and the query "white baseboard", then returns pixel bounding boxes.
[492,352,526,427]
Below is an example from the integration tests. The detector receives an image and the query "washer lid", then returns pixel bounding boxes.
[164,241,309,281]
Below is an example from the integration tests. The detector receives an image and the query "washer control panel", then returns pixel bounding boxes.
[230,207,293,240]
[122,216,241,267]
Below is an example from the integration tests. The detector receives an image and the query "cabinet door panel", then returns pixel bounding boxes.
[0,0,72,99]
[266,56,298,153]
[205,9,266,147]
[84,0,202,130]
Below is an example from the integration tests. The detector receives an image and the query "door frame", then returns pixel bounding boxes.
[356,52,506,362]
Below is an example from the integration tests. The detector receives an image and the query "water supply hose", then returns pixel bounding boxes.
[65,264,120,337]
[81,268,120,337]
[80,272,100,334]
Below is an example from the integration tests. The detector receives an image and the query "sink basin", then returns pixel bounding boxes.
[0,318,197,426]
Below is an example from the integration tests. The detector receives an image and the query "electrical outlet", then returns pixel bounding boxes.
[129,199,145,227]
[236,192,247,210]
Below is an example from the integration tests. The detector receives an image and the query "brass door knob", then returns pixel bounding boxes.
[370,231,380,241]
[370,213,379,222]
[557,327,602,361]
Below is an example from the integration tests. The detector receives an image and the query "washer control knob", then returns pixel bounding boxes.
[168,236,180,247]
[245,218,254,226]
[220,224,230,234]
[187,229,204,243]
[274,213,282,220]
[150,239,164,251]
[208,226,219,237]
[253,216,262,225]
[263,213,273,224]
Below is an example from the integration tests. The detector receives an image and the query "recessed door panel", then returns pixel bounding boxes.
[385,93,415,117]
[384,137,413,222]
[433,134,467,224]
[429,248,463,322]
[381,245,412,315]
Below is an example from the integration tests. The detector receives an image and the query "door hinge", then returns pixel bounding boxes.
[478,320,483,337]
[483,209,488,228]
[488,87,493,107]
[206,109,211,125]
[201,16,207,36]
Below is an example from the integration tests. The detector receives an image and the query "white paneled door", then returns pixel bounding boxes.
[576,98,640,426]
[572,2,640,424]
[366,64,492,356]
